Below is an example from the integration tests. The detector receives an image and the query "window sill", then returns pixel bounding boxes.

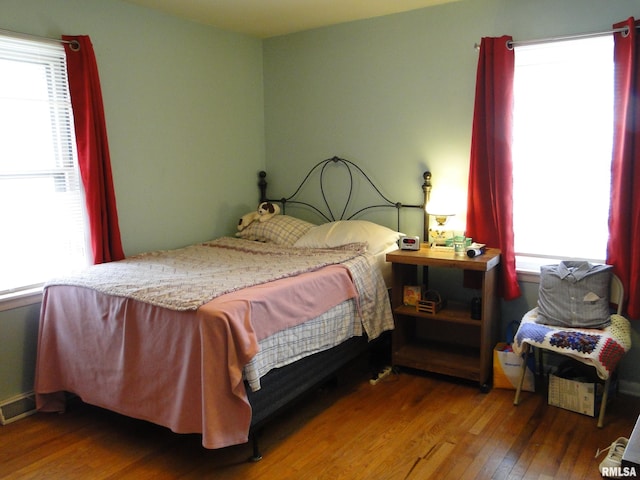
[516,268,540,284]
[515,255,607,285]
[515,256,545,284]
[0,287,43,312]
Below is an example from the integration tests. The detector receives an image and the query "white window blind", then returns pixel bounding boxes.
[0,34,88,296]
[512,36,614,273]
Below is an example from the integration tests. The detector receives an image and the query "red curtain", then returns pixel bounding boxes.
[466,37,520,300]
[608,18,640,319]
[63,35,124,264]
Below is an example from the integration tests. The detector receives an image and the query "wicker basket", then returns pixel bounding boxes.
[416,290,444,314]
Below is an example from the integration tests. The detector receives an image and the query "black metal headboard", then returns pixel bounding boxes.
[258,156,431,241]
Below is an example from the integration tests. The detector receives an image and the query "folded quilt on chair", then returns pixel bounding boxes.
[513,307,632,380]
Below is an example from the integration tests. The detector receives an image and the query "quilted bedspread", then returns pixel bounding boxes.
[36,239,390,449]
[513,307,632,380]
[46,237,365,311]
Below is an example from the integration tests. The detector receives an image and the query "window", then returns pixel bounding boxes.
[0,35,88,299]
[512,36,614,273]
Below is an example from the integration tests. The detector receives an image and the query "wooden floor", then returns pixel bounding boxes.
[1,363,638,480]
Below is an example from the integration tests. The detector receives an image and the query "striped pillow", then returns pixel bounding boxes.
[236,215,315,245]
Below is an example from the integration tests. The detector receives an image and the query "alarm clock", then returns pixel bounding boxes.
[400,235,420,250]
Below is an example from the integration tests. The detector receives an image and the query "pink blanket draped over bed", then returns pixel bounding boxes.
[35,264,359,449]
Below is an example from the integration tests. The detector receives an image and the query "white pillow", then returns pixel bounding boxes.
[293,220,403,255]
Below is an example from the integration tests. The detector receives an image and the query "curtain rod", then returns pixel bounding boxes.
[0,27,79,50]
[474,25,636,50]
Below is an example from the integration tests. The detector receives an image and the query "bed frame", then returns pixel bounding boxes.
[246,156,429,460]
[259,156,431,240]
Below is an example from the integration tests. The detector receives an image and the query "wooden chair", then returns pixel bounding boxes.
[513,274,631,427]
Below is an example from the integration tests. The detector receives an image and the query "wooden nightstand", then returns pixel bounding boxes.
[386,246,501,391]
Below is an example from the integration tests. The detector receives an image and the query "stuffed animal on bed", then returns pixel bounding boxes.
[237,201,281,231]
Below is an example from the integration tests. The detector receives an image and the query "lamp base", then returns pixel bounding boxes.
[429,229,451,246]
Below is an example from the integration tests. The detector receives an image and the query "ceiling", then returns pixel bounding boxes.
[123,0,460,38]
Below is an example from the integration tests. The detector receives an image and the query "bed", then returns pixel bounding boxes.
[34,156,429,458]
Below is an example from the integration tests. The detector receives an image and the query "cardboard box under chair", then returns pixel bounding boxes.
[548,372,616,417]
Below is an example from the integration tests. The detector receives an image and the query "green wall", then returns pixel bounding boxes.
[263,0,639,234]
[2,0,639,404]
[262,0,640,392]
[0,0,264,401]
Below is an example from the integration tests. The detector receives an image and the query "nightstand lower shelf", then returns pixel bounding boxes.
[393,341,481,383]
[386,246,500,391]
